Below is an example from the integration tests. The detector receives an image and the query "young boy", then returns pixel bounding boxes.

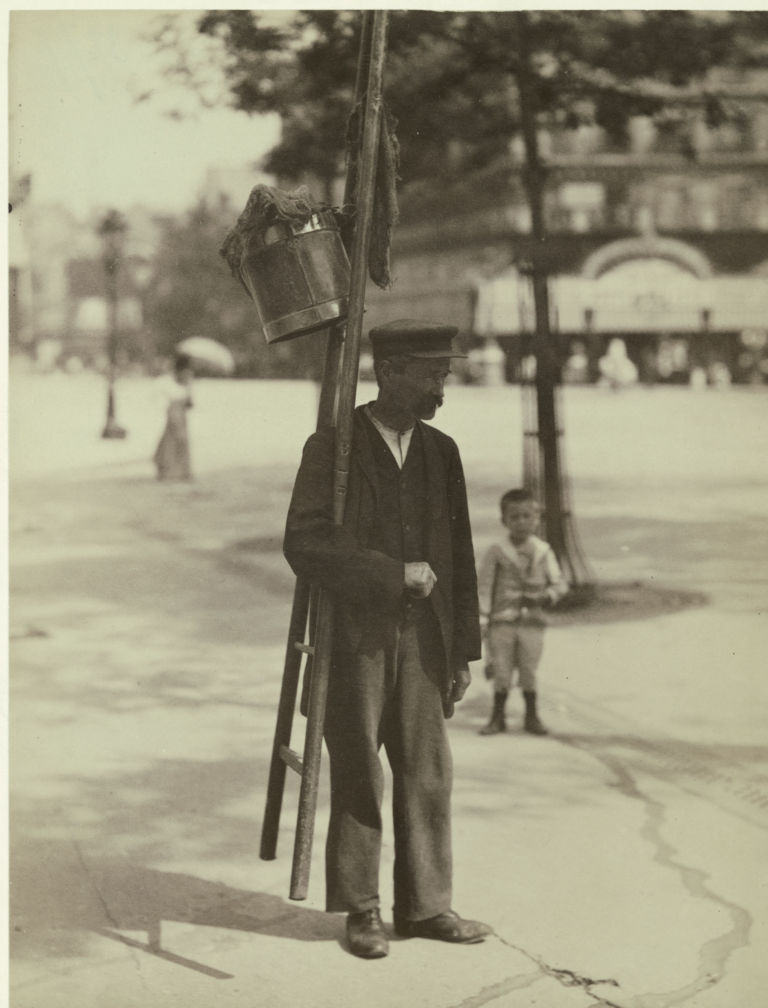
[477,488,568,736]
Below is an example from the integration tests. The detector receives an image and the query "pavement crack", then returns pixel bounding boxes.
[550,695,768,831]
[488,930,623,1007]
[72,842,150,989]
[72,842,120,931]
[559,737,753,1008]
[446,968,546,1007]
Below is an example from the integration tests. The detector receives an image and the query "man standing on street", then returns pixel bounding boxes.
[284,319,491,959]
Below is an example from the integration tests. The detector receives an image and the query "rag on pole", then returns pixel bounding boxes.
[288,10,391,901]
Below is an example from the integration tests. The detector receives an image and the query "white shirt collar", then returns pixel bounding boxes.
[365,404,414,469]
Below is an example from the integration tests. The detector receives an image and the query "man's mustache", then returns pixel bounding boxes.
[417,393,443,415]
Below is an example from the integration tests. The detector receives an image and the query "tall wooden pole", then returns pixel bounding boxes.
[259,11,380,882]
[289,10,389,900]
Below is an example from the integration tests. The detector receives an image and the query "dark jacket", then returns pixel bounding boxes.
[283,405,481,699]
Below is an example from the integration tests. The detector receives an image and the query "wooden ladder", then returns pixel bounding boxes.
[258,11,389,901]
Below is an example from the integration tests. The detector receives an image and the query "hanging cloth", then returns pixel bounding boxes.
[220,184,332,278]
[343,102,400,289]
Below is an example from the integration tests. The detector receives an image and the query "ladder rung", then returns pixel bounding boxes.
[294,642,315,656]
[280,744,304,775]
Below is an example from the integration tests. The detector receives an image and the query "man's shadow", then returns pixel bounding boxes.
[11,839,340,979]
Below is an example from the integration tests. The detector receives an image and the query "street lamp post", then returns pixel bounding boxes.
[98,209,128,439]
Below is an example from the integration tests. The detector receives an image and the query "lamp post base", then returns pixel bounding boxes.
[101,419,127,439]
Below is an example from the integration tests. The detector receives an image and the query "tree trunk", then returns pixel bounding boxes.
[513,12,593,589]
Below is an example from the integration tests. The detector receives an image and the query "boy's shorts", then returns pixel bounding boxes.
[487,621,545,693]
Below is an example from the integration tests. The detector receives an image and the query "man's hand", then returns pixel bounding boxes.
[451,665,472,703]
[443,665,472,719]
[404,561,437,598]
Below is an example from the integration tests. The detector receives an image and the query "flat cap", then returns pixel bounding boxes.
[369,319,467,359]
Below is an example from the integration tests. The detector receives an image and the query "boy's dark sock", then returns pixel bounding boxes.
[479,690,508,735]
[523,690,548,735]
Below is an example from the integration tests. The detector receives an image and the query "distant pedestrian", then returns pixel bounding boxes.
[153,353,194,481]
[477,488,568,736]
[598,338,638,390]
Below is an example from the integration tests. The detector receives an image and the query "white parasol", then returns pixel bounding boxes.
[175,337,235,375]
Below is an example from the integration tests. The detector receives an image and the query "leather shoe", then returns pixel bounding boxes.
[394,909,491,944]
[346,908,389,959]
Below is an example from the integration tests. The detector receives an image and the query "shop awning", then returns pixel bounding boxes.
[476,263,767,335]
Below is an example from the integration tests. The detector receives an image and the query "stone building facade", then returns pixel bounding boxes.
[365,73,768,385]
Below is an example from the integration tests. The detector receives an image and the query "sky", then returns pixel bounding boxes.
[7,9,282,218]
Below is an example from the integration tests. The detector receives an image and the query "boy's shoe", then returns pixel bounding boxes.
[524,713,548,735]
[523,690,548,735]
[346,908,389,959]
[479,712,506,734]
[394,910,491,944]
[479,690,508,735]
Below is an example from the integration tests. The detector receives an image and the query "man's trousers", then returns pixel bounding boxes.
[324,606,453,920]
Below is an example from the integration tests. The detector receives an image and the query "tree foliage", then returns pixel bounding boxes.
[196,10,361,197]
[183,10,768,190]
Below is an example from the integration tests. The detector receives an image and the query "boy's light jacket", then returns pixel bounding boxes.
[477,534,568,629]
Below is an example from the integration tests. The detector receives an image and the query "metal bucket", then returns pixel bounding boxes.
[238,211,350,344]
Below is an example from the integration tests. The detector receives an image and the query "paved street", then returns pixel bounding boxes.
[8,372,768,1007]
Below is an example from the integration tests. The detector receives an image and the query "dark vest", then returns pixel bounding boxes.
[365,416,429,565]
